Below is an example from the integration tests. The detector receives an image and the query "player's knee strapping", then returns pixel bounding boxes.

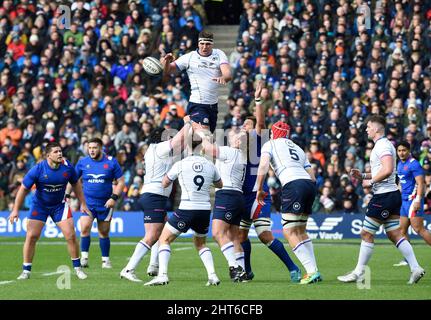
[383,219,400,232]
[254,217,272,236]
[281,213,308,229]
[362,216,381,234]
[166,222,182,236]
[240,219,252,230]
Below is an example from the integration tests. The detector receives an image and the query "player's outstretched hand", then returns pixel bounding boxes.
[81,204,93,218]
[104,198,116,209]
[256,190,267,206]
[161,53,174,66]
[212,77,226,85]
[8,210,19,224]
[350,168,362,179]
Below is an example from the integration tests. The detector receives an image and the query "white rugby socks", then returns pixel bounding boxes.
[354,240,374,275]
[149,241,159,267]
[221,242,237,268]
[158,244,171,276]
[199,247,216,277]
[396,237,420,271]
[126,240,150,271]
[293,239,317,274]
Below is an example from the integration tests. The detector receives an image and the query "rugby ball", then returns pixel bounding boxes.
[142,57,163,76]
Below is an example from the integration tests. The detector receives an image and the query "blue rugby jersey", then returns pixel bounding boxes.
[75,154,123,207]
[242,129,269,194]
[22,159,78,208]
[397,156,424,200]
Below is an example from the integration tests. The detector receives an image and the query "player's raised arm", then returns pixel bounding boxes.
[254,80,266,135]
[9,184,30,223]
[198,129,219,159]
[170,115,193,155]
[71,181,92,217]
[256,152,271,205]
[161,53,177,78]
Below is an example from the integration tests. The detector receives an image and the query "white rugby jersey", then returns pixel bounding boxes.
[215,146,246,193]
[370,137,398,194]
[260,138,312,187]
[167,155,221,210]
[175,49,229,105]
[141,141,173,197]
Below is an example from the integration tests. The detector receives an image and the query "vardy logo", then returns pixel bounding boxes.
[87,174,106,183]
[306,217,344,240]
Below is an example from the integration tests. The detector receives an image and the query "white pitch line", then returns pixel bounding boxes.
[173,247,193,251]
[0,280,15,285]
[42,271,64,276]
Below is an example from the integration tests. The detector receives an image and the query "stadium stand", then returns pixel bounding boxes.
[1,0,431,216]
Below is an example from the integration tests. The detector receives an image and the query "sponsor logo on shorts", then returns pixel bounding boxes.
[203,118,209,124]
[293,202,301,210]
[103,164,109,169]
[178,221,186,229]
[32,210,38,216]
[225,212,232,220]
[381,210,389,218]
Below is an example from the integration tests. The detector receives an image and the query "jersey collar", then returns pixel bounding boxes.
[400,155,412,164]
[373,135,386,143]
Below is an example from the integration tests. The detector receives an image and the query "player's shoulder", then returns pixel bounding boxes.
[409,157,422,167]
[61,158,73,167]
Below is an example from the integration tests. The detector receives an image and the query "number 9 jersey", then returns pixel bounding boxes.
[166,155,221,210]
[261,138,312,187]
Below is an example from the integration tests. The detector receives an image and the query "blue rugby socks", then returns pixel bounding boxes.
[81,236,91,254]
[268,238,299,272]
[99,237,110,260]
[241,239,252,273]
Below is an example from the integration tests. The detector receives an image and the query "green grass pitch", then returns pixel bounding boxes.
[0,237,430,300]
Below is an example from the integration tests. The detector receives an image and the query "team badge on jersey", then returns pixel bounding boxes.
[192,163,203,172]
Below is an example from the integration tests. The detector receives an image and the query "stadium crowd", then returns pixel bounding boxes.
[1,0,431,216]
[225,0,431,214]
